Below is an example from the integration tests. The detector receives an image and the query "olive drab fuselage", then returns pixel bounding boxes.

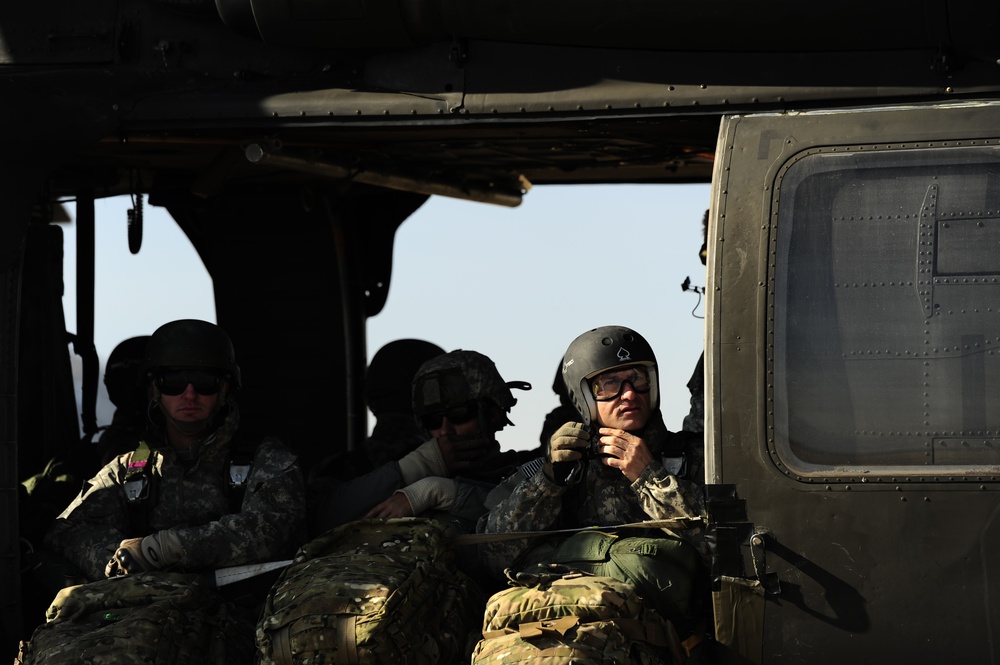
[5,1,1000,662]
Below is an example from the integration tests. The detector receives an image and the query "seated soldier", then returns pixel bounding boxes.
[92,335,151,467]
[479,325,711,658]
[309,349,534,538]
[309,338,445,483]
[44,319,306,583]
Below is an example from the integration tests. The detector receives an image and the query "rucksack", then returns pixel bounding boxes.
[471,569,683,665]
[256,517,486,665]
[14,572,253,665]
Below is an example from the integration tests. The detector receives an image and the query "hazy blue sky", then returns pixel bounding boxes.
[64,183,710,451]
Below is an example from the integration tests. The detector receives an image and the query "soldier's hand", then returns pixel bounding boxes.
[104,536,164,577]
[596,428,653,482]
[365,492,414,519]
[548,422,590,463]
[436,434,498,474]
[544,422,590,484]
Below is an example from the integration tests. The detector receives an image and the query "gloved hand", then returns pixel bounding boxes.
[104,535,164,577]
[544,422,590,484]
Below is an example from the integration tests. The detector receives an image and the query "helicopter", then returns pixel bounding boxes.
[4,0,1000,661]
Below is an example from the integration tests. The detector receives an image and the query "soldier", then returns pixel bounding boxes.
[44,319,306,582]
[479,325,711,657]
[90,335,151,467]
[309,338,445,483]
[309,349,533,537]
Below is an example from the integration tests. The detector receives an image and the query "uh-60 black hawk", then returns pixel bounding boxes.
[5,0,1000,662]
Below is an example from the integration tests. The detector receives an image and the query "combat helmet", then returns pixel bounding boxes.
[143,319,241,389]
[104,335,150,409]
[561,325,659,426]
[366,339,445,416]
[412,350,522,426]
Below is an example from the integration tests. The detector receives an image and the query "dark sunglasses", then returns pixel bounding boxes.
[155,369,224,396]
[420,401,478,430]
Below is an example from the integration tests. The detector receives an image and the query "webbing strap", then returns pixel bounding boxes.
[518,615,580,639]
[124,440,156,537]
[334,615,359,665]
[451,517,702,546]
[124,441,152,485]
[272,625,294,665]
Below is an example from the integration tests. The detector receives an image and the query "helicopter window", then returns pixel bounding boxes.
[63,196,216,432]
[770,145,1000,479]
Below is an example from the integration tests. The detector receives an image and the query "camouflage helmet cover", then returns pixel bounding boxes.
[412,349,515,418]
[143,319,242,389]
[561,325,659,426]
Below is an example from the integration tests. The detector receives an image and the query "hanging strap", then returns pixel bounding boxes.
[451,517,702,546]
[123,440,157,537]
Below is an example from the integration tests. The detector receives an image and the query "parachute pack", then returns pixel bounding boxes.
[471,570,683,664]
[14,572,253,665]
[517,530,708,628]
[256,517,486,665]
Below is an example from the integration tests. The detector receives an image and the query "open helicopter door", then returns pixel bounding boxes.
[706,102,1000,664]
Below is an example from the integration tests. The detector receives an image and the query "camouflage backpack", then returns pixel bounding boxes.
[14,572,253,665]
[256,517,486,665]
[471,569,683,665]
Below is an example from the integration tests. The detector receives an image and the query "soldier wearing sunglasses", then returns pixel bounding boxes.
[44,319,306,584]
[308,349,532,540]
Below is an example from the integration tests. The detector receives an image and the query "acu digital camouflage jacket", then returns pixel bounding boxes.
[44,399,306,581]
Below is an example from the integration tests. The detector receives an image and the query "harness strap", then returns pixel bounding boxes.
[451,517,702,546]
[334,615,359,665]
[272,625,294,665]
[124,440,156,537]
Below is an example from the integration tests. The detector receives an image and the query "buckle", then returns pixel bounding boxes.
[229,463,252,489]
[124,476,149,502]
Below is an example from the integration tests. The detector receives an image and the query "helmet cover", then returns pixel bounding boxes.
[143,319,241,389]
[412,349,515,418]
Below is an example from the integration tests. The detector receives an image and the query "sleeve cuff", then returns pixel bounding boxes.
[398,477,456,515]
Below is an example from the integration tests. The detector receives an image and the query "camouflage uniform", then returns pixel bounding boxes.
[44,397,306,582]
[478,410,706,579]
[310,349,530,537]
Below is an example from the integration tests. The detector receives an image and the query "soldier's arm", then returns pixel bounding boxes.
[631,459,706,523]
[43,459,132,581]
[152,438,307,570]
[477,468,568,579]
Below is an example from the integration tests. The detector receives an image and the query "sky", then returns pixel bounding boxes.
[63,183,711,452]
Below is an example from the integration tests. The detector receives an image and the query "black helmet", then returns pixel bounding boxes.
[366,339,445,416]
[104,336,151,409]
[561,325,659,426]
[143,319,241,389]
[412,350,517,420]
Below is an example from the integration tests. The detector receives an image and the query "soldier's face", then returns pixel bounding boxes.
[422,401,504,440]
[158,381,220,424]
[594,373,651,431]
[430,415,479,440]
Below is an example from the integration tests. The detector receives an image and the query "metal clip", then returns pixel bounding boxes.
[229,463,252,489]
[123,476,149,502]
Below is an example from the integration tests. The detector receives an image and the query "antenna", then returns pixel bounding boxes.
[681,276,705,319]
